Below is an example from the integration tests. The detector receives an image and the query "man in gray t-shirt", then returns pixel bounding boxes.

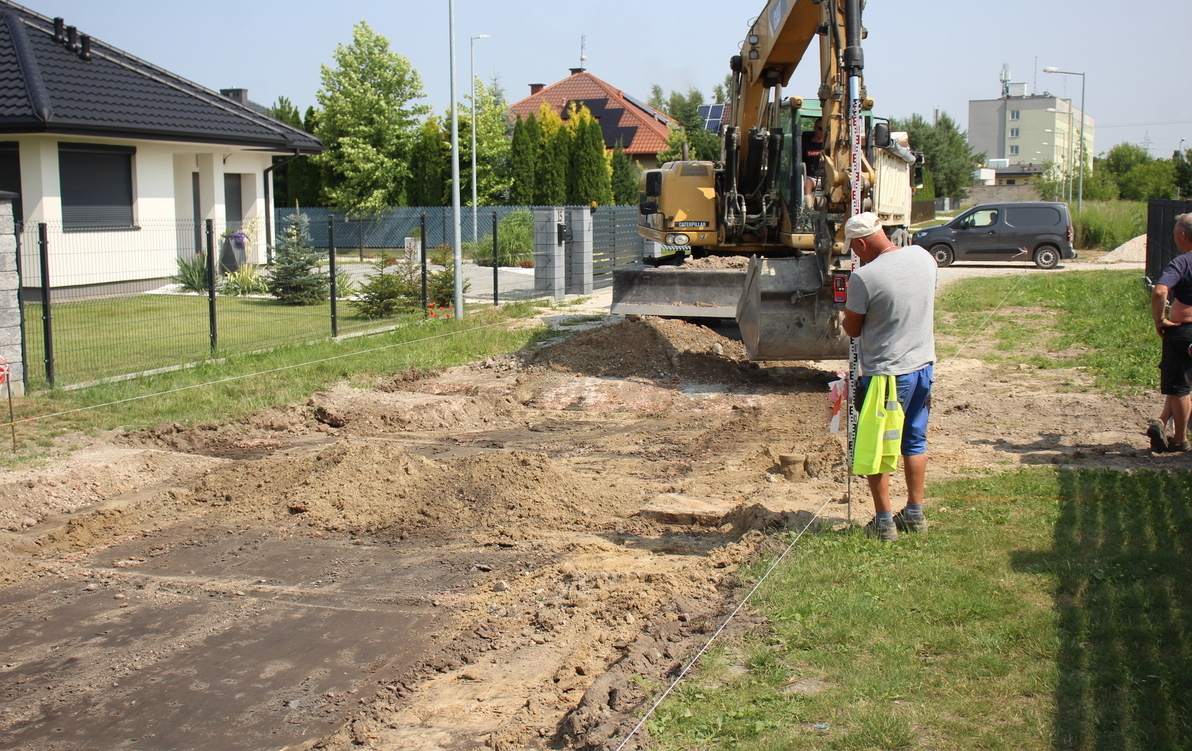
[841,212,937,541]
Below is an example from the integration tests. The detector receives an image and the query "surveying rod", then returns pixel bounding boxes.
[843,0,865,521]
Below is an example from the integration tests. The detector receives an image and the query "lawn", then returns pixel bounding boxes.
[645,468,1192,750]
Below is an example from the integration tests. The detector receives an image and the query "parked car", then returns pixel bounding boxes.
[912,201,1075,269]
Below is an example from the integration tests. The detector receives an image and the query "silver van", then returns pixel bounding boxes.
[912,201,1075,269]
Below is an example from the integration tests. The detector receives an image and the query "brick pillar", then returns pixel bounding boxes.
[533,207,566,299]
[0,191,23,397]
[565,207,593,295]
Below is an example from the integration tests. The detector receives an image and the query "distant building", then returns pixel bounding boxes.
[507,68,674,169]
[968,69,1092,190]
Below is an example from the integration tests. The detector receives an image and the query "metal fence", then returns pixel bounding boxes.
[592,205,645,289]
[15,205,647,390]
[1145,200,1192,282]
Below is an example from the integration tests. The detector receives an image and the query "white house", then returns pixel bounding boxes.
[0,2,322,297]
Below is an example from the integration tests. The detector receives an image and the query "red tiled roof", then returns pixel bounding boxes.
[507,70,673,156]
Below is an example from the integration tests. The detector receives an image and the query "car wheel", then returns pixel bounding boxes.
[1033,245,1060,269]
[930,244,954,268]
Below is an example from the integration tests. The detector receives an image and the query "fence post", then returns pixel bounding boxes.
[492,211,499,306]
[37,222,53,388]
[420,213,428,314]
[566,206,594,295]
[0,197,25,397]
[328,215,338,338]
[206,219,217,353]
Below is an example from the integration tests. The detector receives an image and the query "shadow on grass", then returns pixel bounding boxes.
[1015,469,1192,750]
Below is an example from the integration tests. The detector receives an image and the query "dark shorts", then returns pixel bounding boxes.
[1160,323,1192,396]
[857,364,934,456]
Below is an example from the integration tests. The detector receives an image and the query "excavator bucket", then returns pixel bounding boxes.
[736,257,850,361]
[610,267,745,319]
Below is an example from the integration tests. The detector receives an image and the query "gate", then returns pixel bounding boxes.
[1146,200,1192,281]
[592,206,643,290]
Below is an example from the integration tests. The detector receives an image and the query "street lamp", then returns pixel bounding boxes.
[448,0,463,316]
[469,34,489,244]
[1044,67,1086,210]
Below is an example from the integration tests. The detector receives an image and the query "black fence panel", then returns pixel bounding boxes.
[1146,200,1192,282]
[592,206,644,290]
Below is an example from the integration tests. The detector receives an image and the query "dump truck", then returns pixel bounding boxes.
[612,0,919,361]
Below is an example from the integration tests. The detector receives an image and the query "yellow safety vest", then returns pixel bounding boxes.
[851,375,904,476]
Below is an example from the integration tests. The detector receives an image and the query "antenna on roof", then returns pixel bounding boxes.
[579,35,586,72]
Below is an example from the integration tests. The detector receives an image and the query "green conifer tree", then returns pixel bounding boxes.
[267,213,330,305]
[535,104,569,206]
[610,143,640,205]
[508,114,540,206]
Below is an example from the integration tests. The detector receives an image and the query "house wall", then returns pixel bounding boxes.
[13,137,273,289]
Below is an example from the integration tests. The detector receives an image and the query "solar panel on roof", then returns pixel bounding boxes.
[697,103,725,133]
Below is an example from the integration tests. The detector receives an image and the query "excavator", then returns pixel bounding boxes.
[612,0,919,360]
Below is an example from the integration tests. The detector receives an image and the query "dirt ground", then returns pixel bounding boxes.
[0,270,1183,750]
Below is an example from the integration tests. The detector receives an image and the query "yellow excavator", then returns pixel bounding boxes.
[613,0,918,360]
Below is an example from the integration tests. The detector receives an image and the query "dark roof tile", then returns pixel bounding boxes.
[0,1,321,153]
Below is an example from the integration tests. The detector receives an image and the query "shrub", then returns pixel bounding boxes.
[268,213,330,305]
[219,265,269,297]
[1072,201,1146,251]
[472,210,535,268]
[350,254,419,319]
[172,254,211,293]
[333,269,358,300]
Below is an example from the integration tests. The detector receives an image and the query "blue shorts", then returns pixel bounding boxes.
[858,364,934,456]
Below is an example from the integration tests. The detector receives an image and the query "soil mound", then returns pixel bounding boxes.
[193,439,644,536]
[529,316,753,383]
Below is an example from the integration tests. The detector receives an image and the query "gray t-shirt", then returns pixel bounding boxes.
[844,245,937,376]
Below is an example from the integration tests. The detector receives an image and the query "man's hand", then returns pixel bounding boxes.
[1158,318,1180,336]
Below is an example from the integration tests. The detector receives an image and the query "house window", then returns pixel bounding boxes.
[59,143,135,229]
[1006,179,1017,185]
[0,142,22,222]
[1009,145,1020,156]
[1009,128,1020,138]
[1010,110,1021,120]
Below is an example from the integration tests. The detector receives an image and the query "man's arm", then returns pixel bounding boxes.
[1153,283,1177,335]
[843,308,865,338]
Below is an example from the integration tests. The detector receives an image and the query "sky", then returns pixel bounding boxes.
[21,0,1192,160]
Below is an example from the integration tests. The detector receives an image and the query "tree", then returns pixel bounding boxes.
[534,102,568,206]
[1099,142,1152,180]
[892,112,982,202]
[610,143,639,205]
[267,213,330,305]
[649,85,719,162]
[462,77,513,206]
[267,98,323,208]
[1117,160,1176,201]
[1175,148,1192,198]
[313,21,429,214]
[407,117,448,207]
[508,114,541,206]
[567,104,612,206]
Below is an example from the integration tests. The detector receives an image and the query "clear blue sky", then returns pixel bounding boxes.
[23,0,1192,159]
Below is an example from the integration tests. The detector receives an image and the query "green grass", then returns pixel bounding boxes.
[1072,201,1147,251]
[1,300,555,467]
[935,269,1152,393]
[647,468,1192,751]
[22,293,444,389]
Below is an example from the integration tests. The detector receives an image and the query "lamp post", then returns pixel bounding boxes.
[1043,67,1086,210]
[469,34,489,244]
[448,0,463,316]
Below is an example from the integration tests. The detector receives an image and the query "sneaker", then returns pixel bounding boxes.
[1147,421,1168,452]
[893,510,928,534]
[1168,440,1191,453]
[863,517,898,542]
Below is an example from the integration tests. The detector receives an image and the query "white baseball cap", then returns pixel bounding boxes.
[843,212,882,241]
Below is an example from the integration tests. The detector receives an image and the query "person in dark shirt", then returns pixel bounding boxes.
[801,119,825,202]
[1148,212,1192,451]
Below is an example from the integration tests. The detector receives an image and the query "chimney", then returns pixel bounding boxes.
[529,83,545,95]
[220,88,249,106]
[569,67,585,76]
[52,17,64,43]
